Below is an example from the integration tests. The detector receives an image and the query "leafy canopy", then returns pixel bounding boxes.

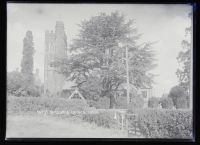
[55,12,156,108]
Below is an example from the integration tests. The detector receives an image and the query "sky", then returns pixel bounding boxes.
[7,3,192,97]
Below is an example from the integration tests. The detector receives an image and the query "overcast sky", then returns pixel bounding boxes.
[7,3,192,97]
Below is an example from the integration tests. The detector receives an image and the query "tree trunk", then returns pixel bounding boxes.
[109,93,115,109]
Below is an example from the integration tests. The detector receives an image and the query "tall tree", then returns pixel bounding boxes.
[176,13,192,108]
[21,31,35,86]
[55,12,156,108]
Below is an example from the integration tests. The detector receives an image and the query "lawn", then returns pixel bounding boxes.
[6,113,129,138]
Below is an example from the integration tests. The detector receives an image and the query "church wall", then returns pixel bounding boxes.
[44,21,67,97]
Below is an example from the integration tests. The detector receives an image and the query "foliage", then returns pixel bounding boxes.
[7,70,24,96]
[8,31,39,97]
[169,85,189,109]
[21,31,35,85]
[160,97,174,109]
[148,97,160,108]
[128,95,145,109]
[87,97,110,109]
[7,70,41,97]
[176,13,192,106]
[82,111,117,128]
[7,96,89,114]
[54,11,156,108]
[176,97,188,109]
[115,96,127,109]
[79,75,102,100]
[128,109,192,138]
[26,84,40,97]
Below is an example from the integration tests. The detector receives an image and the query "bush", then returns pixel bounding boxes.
[7,71,24,95]
[26,84,40,97]
[128,108,192,138]
[7,71,41,97]
[87,97,110,109]
[115,96,127,109]
[176,97,188,109]
[7,96,89,114]
[128,95,144,109]
[82,110,117,128]
[160,97,174,109]
[148,97,160,108]
[169,85,189,109]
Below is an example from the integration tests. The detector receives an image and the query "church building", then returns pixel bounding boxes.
[44,21,68,97]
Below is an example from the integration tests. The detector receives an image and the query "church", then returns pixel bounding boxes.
[44,21,68,97]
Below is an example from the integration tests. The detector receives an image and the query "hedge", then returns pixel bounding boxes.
[128,108,192,138]
[82,110,117,128]
[160,97,174,109]
[7,95,89,115]
[148,97,160,108]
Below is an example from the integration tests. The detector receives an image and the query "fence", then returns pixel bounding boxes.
[114,110,142,137]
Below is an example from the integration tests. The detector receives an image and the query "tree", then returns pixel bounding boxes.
[168,85,188,109]
[55,12,156,108]
[128,95,145,109]
[7,70,24,95]
[21,31,35,86]
[160,97,174,109]
[148,97,160,108]
[176,12,192,108]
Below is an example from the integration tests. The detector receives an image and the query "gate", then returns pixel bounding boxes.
[114,110,142,137]
[126,113,141,137]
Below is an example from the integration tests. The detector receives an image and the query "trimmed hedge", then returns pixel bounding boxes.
[160,97,174,109]
[7,95,89,114]
[128,108,192,138]
[87,97,110,109]
[148,97,160,108]
[82,110,117,128]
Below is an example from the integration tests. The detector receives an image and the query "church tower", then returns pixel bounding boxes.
[44,21,67,97]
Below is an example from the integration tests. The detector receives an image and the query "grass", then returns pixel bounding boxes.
[6,113,129,138]
[6,95,144,138]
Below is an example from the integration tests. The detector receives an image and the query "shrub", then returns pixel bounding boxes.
[26,84,40,97]
[7,71,41,97]
[82,110,117,128]
[87,97,110,109]
[148,97,160,108]
[128,108,192,138]
[7,96,89,114]
[169,85,189,109]
[7,71,24,95]
[115,96,127,109]
[128,95,145,109]
[176,97,188,109]
[160,97,174,109]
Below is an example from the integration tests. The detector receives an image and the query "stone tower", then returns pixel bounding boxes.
[44,21,67,96]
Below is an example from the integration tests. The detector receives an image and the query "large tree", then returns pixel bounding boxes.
[55,12,156,108]
[176,13,192,108]
[21,31,35,86]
